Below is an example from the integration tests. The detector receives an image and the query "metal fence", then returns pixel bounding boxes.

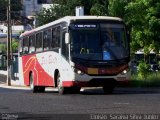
[0,53,18,80]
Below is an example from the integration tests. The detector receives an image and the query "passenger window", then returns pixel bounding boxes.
[29,35,36,53]
[23,37,29,54]
[36,32,43,52]
[51,26,60,48]
[43,29,52,50]
[19,38,23,54]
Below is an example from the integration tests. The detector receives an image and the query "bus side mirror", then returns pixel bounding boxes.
[65,33,70,44]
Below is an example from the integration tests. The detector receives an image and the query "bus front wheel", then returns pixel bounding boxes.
[57,73,68,94]
[103,82,115,94]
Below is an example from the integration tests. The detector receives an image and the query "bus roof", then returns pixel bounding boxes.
[20,16,123,37]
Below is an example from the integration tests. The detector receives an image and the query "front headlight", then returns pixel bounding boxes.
[121,68,130,75]
[73,67,85,75]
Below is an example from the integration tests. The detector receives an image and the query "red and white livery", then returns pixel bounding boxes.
[19,16,131,94]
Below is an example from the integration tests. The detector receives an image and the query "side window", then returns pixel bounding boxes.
[43,29,51,50]
[51,26,60,48]
[29,35,36,53]
[23,37,29,54]
[19,38,23,54]
[43,31,48,50]
[36,32,43,52]
[47,29,52,48]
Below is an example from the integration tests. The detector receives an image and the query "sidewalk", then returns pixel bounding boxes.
[0,70,28,89]
[0,70,55,91]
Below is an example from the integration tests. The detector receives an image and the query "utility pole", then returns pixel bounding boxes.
[7,0,11,86]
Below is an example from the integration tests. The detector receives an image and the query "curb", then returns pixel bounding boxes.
[0,70,28,90]
[0,83,30,90]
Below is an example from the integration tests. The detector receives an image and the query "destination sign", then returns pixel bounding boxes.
[74,24,97,28]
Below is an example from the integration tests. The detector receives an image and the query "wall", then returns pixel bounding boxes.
[22,0,52,17]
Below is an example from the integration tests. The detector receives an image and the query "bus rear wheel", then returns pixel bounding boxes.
[30,73,38,93]
[38,86,45,93]
[30,73,45,93]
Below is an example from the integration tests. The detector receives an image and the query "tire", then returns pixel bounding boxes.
[30,73,38,93]
[103,86,115,94]
[103,82,115,94]
[38,86,45,93]
[57,73,68,94]
[69,87,81,94]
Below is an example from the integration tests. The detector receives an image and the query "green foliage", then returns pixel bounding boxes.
[108,0,129,18]
[0,39,18,54]
[36,5,58,26]
[11,39,19,53]
[0,44,7,53]
[137,61,150,80]
[90,1,109,15]
[130,71,160,87]
[125,0,160,54]
[36,0,108,26]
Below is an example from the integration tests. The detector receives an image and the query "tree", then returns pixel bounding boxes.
[36,0,109,26]
[0,0,23,21]
[146,0,160,53]
[36,4,59,26]
[0,38,19,54]
[0,44,7,53]
[36,0,92,26]
[90,0,109,16]
[108,0,130,19]
[125,0,160,55]
[52,0,92,16]
[11,39,19,53]
[0,0,8,21]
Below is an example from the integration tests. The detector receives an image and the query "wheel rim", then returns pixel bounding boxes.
[57,76,62,91]
[30,74,34,90]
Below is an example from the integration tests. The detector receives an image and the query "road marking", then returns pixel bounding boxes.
[114,102,130,105]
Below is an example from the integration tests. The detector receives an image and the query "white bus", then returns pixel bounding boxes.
[19,16,131,94]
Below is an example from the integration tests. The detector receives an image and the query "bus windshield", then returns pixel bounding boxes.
[70,22,129,61]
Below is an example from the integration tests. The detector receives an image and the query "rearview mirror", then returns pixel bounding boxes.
[65,33,70,44]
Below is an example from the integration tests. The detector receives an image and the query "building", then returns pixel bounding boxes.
[21,0,52,18]
[0,0,53,33]
[0,0,53,44]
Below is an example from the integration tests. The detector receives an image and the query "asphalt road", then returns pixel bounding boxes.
[0,74,160,120]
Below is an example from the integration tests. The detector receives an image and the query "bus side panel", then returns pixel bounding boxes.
[34,57,54,86]
[18,56,25,85]
[36,51,75,87]
[22,54,54,87]
[22,54,37,86]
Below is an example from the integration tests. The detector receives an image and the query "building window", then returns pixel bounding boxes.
[37,0,47,4]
